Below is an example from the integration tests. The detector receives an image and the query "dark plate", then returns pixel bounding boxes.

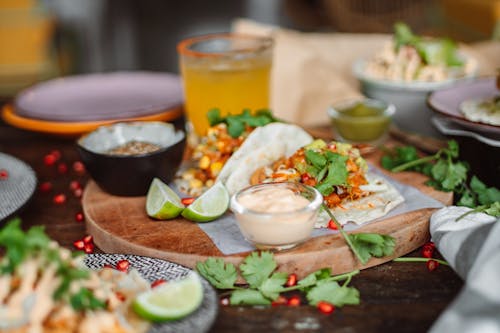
[0,152,37,222]
[84,254,218,333]
[427,77,500,136]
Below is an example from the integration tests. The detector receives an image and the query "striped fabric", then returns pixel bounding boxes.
[429,206,500,333]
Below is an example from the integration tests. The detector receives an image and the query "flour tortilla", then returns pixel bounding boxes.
[315,173,405,228]
[217,123,313,195]
[460,98,500,126]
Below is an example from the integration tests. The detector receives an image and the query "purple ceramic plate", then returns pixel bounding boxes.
[14,72,183,122]
[427,77,500,136]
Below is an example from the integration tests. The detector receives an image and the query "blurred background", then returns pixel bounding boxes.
[1,0,500,98]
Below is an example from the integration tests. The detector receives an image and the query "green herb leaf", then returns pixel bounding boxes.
[305,149,327,170]
[240,251,276,289]
[306,281,360,306]
[195,257,237,289]
[348,233,396,264]
[206,109,279,138]
[297,268,332,291]
[70,287,106,311]
[207,108,222,126]
[259,272,288,300]
[230,289,271,306]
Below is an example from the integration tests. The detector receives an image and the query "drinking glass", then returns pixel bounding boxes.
[177,33,273,136]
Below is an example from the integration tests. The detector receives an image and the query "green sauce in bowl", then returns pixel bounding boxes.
[328,99,395,144]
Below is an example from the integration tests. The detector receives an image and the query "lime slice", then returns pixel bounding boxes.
[133,272,203,322]
[146,178,184,219]
[181,182,229,222]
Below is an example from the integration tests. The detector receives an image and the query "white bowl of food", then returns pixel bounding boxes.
[353,23,478,138]
[230,182,322,251]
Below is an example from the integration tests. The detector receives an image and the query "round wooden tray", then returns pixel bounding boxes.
[83,150,452,278]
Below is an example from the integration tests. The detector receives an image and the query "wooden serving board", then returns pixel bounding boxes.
[83,149,452,278]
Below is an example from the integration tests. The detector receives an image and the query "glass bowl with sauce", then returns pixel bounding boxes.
[327,98,395,145]
[77,121,186,196]
[230,182,322,251]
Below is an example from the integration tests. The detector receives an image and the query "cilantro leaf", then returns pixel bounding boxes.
[431,160,468,191]
[305,149,327,170]
[240,251,276,289]
[207,108,223,126]
[485,202,500,217]
[306,281,360,307]
[206,109,279,138]
[297,268,332,291]
[196,258,237,289]
[230,289,271,306]
[259,272,288,300]
[457,188,476,207]
[349,233,396,264]
[70,287,106,311]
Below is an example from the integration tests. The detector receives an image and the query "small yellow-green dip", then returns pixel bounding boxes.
[330,102,391,142]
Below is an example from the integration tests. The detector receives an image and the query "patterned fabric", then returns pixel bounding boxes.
[429,206,500,333]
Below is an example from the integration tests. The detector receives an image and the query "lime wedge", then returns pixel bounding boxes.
[146,178,184,219]
[133,272,203,322]
[181,182,229,222]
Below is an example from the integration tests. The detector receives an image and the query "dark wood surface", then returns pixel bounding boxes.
[1,122,463,333]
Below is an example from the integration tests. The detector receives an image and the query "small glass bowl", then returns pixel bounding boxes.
[230,182,322,251]
[327,98,395,145]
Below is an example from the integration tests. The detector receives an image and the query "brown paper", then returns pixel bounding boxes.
[232,19,500,127]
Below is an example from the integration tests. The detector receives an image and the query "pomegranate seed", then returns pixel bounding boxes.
[116,260,130,272]
[271,295,288,306]
[115,291,126,302]
[73,240,85,250]
[44,154,57,166]
[75,212,84,222]
[301,173,311,182]
[427,260,439,272]
[50,150,61,161]
[83,243,94,254]
[39,181,53,192]
[220,297,230,306]
[151,279,167,288]
[69,180,81,191]
[327,219,338,230]
[285,273,297,287]
[82,235,93,244]
[73,188,83,198]
[73,161,86,175]
[287,295,301,306]
[317,301,335,314]
[57,163,68,174]
[424,241,436,249]
[181,197,195,206]
[0,169,8,180]
[421,247,434,258]
[53,193,66,204]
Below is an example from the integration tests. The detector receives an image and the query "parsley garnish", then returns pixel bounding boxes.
[207,108,279,138]
[381,140,500,219]
[196,251,360,307]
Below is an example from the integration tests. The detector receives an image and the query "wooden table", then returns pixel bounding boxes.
[0,122,463,333]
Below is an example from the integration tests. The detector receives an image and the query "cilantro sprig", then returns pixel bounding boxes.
[381,140,500,218]
[196,252,360,307]
[207,108,279,138]
[305,149,349,196]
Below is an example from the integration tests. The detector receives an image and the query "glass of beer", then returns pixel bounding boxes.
[177,33,273,136]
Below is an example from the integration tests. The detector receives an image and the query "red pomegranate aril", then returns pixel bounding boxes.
[301,173,311,182]
[69,180,81,191]
[285,273,297,287]
[44,154,57,166]
[53,193,66,204]
[50,149,61,160]
[181,197,195,206]
[427,259,439,272]
[327,219,338,230]
[73,240,85,250]
[57,163,68,174]
[73,161,86,174]
[317,301,335,314]
[151,279,167,288]
[424,241,436,249]
[39,181,53,192]
[73,188,83,198]
[82,235,93,244]
[271,296,288,306]
[421,247,434,258]
[220,297,230,306]
[115,291,126,302]
[116,260,130,272]
[75,212,84,222]
[83,243,94,254]
[287,296,301,306]
[0,169,8,180]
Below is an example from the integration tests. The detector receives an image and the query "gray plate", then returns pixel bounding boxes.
[0,152,37,222]
[84,254,218,333]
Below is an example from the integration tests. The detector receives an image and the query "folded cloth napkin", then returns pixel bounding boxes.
[429,206,500,333]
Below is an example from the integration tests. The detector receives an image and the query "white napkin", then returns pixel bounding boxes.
[429,206,500,333]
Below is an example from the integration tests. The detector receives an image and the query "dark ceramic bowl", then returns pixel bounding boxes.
[77,121,186,196]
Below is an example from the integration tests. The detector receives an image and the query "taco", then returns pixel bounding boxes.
[248,139,405,227]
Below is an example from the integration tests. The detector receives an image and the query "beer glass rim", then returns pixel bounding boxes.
[177,33,273,58]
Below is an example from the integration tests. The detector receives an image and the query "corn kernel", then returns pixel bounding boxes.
[198,155,210,170]
[210,161,223,177]
[189,179,203,189]
[182,169,196,180]
[205,179,214,188]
